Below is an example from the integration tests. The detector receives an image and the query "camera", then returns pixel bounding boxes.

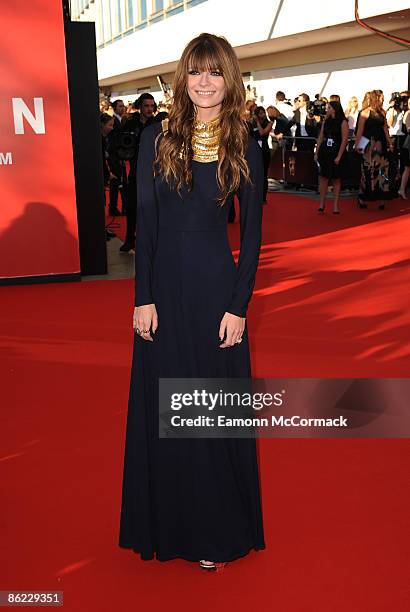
[117,131,138,160]
[307,100,327,118]
[390,92,408,112]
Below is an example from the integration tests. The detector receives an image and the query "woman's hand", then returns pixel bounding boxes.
[133,304,158,342]
[334,156,340,165]
[219,312,245,348]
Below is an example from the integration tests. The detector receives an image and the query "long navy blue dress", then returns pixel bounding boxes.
[119,123,266,562]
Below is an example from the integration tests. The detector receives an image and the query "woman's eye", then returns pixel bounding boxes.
[211,71,222,77]
[188,70,199,75]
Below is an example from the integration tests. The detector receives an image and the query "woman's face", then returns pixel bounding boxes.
[257,109,266,121]
[327,104,335,118]
[102,119,114,136]
[187,68,226,115]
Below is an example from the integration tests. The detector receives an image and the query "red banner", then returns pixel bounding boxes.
[0,1,80,279]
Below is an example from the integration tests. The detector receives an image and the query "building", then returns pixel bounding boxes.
[73,0,410,108]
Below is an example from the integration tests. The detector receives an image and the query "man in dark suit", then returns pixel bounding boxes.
[119,93,161,252]
[278,94,319,152]
[107,99,126,216]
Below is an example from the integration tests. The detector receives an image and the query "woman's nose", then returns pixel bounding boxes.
[198,72,210,87]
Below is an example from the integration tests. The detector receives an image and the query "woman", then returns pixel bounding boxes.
[251,106,273,203]
[345,96,359,139]
[398,106,410,199]
[245,99,257,122]
[316,101,349,214]
[355,90,394,209]
[100,98,111,114]
[119,33,265,571]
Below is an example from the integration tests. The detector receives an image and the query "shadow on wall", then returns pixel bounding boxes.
[0,202,80,278]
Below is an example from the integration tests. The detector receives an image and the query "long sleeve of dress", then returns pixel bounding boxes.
[134,124,160,307]
[226,138,263,318]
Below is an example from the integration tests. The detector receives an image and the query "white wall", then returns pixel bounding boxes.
[97,0,410,80]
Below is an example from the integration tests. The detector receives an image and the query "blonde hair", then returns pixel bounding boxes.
[346,96,358,112]
[155,33,250,205]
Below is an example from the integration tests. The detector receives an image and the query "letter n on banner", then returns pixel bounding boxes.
[0,0,80,280]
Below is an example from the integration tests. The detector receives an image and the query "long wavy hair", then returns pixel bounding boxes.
[155,33,250,205]
[362,90,384,116]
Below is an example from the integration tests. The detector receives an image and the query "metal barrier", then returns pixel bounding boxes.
[268,134,406,190]
[268,136,361,189]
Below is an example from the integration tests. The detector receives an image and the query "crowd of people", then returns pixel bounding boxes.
[100,93,169,249]
[245,89,410,214]
[100,86,410,248]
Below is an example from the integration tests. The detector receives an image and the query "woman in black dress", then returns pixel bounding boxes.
[355,90,394,209]
[119,33,265,571]
[398,106,410,199]
[315,101,349,214]
[250,106,273,203]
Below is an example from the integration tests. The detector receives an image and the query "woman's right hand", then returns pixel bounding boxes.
[133,304,158,341]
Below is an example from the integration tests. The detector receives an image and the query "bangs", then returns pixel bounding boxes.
[187,42,223,74]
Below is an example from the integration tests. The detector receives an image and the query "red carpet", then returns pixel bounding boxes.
[1,193,409,611]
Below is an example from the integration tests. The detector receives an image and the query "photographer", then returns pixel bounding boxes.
[251,106,273,203]
[278,94,319,152]
[315,102,349,214]
[274,91,294,120]
[119,93,159,252]
[387,93,406,138]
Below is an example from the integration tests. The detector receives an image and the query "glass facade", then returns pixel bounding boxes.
[71,0,93,19]
[139,0,147,21]
[127,0,134,26]
[90,0,208,48]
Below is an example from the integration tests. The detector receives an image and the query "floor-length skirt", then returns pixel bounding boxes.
[359,138,395,201]
[119,227,266,562]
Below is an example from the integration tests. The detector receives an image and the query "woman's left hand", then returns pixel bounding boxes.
[334,156,340,165]
[219,312,245,348]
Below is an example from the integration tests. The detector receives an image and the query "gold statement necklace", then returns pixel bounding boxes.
[191,115,221,162]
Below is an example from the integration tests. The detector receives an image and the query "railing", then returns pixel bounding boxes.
[267,135,405,189]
